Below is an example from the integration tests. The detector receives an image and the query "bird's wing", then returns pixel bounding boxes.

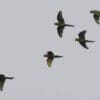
[57,11,65,23]
[57,26,64,37]
[93,14,100,24]
[78,30,87,40]
[79,41,88,49]
[47,58,53,67]
[0,80,5,91]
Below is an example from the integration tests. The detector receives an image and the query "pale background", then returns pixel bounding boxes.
[0,0,100,100]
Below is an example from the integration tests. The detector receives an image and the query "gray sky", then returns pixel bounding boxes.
[0,0,100,100]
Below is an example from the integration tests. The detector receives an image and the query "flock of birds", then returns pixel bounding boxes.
[44,10,100,67]
[0,10,100,92]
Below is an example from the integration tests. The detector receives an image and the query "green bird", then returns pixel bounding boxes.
[0,74,14,91]
[44,51,63,67]
[54,10,74,37]
[75,30,95,49]
[90,10,100,24]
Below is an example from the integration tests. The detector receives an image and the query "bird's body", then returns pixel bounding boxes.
[54,10,74,37]
[90,10,100,24]
[75,30,95,49]
[0,74,14,91]
[44,51,63,67]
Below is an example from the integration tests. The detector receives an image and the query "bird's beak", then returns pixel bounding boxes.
[54,23,56,25]
[75,38,78,41]
[90,10,94,13]
[54,23,58,25]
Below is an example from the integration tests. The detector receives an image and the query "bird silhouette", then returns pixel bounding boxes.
[75,30,95,49]
[54,10,74,37]
[44,51,63,67]
[0,74,14,91]
[90,10,100,24]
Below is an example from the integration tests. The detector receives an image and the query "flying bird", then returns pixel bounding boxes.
[44,51,63,67]
[54,10,74,37]
[75,30,95,49]
[0,74,14,91]
[90,10,100,24]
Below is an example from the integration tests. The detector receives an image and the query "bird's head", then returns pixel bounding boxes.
[90,10,96,13]
[44,51,54,58]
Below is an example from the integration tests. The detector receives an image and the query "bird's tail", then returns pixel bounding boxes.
[65,24,74,27]
[54,55,63,58]
[86,40,95,42]
[6,77,14,79]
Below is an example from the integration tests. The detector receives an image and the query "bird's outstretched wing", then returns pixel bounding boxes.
[57,26,64,37]
[78,30,88,49]
[78,30,87,40]
[93,14,100,24]
[57,11,65,23]
[79,41,88,49]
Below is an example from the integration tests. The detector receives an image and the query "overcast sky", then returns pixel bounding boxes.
[0,0,100,100]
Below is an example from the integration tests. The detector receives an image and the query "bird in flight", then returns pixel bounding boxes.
[90,10,100,24]
[44,51,63,67]
[0,74,14,91]
[75,30,95,49]
[54,10,74,37]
